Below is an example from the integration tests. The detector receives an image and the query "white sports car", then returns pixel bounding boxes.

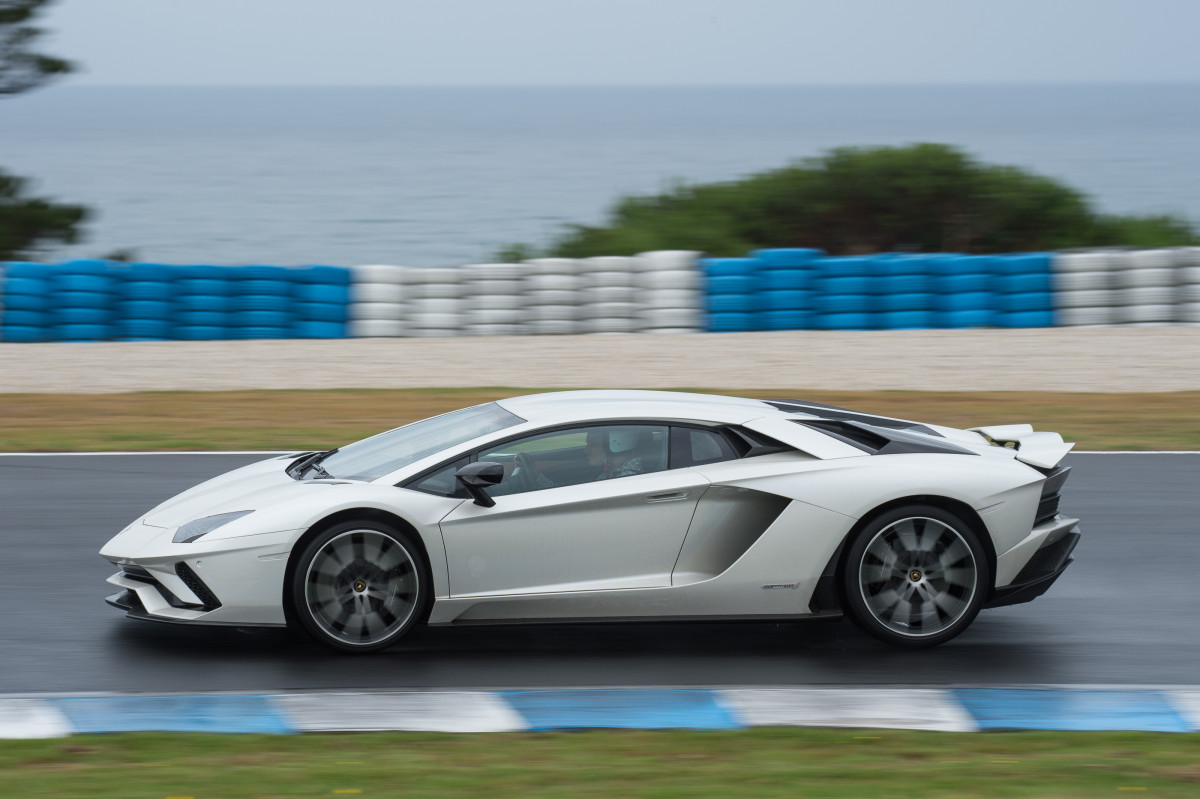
[101,390,1080,652]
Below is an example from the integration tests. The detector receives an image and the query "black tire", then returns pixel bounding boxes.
[291,520,430,654]
[841,504,989,648]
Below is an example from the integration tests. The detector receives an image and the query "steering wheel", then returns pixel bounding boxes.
[514,452,536,491]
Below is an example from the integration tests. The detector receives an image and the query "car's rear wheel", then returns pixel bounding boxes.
[291,520,428,653]
[842,504,989,648]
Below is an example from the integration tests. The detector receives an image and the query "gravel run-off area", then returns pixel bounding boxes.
[2,328,1198,394]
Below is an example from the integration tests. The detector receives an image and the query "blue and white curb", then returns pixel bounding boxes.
[3,688,1199,738]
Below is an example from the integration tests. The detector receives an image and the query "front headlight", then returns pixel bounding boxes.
[172,510,254,544]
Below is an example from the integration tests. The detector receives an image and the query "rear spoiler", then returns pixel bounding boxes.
[970,424,1074,470]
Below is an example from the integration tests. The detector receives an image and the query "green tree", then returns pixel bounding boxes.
[514,144,1197,259]
[0,0,88,261]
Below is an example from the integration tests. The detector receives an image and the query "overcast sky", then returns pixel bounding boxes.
[39,0,1200,86]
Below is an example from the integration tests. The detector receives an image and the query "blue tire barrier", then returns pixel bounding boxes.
[706,293,760,314]
[884,273,934,294]
[930,255,992,276]
[54,273,114,294]
[881,310,937,329]
[232,325,291,340]
[936,291,994,312]
[816,311,873,330]
[821,275,871,295]
[117,319,173,339]
[999,292,1054,313]
[878,292,935,313]
[999,310,1056,328]
[232,293,292,312]
[236,279,291,297]
[59,259,111,277]
[1,290,50,311]
[761,269,812,292]
[706,274,758,294]
[939,308,998,328]
[814,293,871,314]
[762,309,813,330]
[54,307,112,325]
[175,325,228,341]
[762,290,810,311]
[4,276,52,297]
[178,294,228,313]
[706,311,758,332]
[996,253,1051,275]
[295,282,350,305]
[55,323,112,341]
[236,265,293,282]
[123,281,174,301]
[4,262,54,280]
[751,248,823,268]
[181,265,228,281]
[298,265,351,285]
[936,272,991,293]
[178,310,228,327]
[0,325,48,342]
[295,301,349,323]
[292,320,346,338]
[999,271,1052,294]
[702,258,759,278]
[56,290,114,310]
[2,309,49,327]
[232,310,290,328]
[814,256,873,278]
[119,300,173,320]
[177,278,230,297]
[877,255,933,277]
[124,263,176,283]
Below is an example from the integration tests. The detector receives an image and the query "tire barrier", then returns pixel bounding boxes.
[3,248,1198,341]
[1,261,351,342]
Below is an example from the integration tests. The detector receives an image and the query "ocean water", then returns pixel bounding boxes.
[2,85,1198,266]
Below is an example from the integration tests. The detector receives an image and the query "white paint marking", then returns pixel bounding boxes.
[720,688,979,732]
[0,699,73,739]
[273,691,528,733]
[1166,691,1200,731]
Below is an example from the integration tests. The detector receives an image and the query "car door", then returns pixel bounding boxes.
[438,424,709,597]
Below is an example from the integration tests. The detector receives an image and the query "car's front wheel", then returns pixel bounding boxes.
[842,504,989,648]
[291,520,429,653]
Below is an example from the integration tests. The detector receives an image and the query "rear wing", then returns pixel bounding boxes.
[970,424,1074,470]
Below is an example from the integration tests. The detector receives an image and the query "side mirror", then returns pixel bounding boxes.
[455,461,504,507]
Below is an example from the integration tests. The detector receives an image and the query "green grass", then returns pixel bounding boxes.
[0,388,1196,452]
[2,729,1199,798]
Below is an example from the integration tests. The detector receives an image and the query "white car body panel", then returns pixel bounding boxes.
[99,390,1081,642]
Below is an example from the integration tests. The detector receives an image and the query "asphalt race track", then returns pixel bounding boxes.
[1,452,1197,694]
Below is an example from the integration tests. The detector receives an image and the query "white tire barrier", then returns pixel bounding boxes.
[348,318,408,337]
[1057,306,1119,326]
[350,282,406,304]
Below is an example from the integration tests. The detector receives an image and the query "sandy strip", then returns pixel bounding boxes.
[2,328,1197,393]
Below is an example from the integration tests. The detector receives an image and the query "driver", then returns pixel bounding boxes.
[520,428,645,490]
[591,428,644,480]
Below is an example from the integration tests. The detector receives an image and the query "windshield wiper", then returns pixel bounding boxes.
[288,448,338,480]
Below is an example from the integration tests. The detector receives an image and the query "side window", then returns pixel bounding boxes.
[477,424,668,496]
[670,426,738,468]
[405,456,468,498]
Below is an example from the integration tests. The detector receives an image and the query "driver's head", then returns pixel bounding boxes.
[585,429,609,466]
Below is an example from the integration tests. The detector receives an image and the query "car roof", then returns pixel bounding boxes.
[495,390,780,426]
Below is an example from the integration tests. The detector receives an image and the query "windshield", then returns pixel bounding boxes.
[319,402,524,481]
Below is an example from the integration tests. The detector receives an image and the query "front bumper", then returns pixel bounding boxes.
[101,525,299,627]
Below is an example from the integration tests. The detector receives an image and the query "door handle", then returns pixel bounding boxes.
[645,491,689,503]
